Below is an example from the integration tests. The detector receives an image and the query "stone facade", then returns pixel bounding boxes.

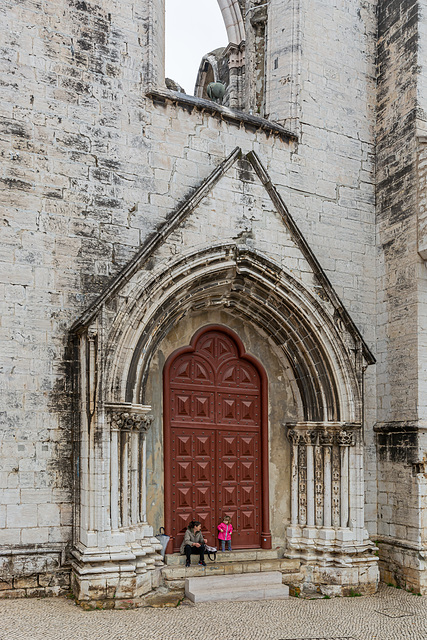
[0,0,426,602]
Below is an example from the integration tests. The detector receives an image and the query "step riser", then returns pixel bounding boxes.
[185,571,289,603]
[188,587,289,603]
[165,549,282,566]
[186,571,282,590]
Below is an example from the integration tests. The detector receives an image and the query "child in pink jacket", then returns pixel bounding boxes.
[217,515,233,551]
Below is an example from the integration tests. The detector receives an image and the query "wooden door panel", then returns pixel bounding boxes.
[176,435,191,457]
[241,460,255,481]
[176,511,192,534]
[177,461,191,482]
[195,436,211,457]
[195,460,211,482]
[171,390,215,424]
[221,435,238,455]
[166,329,264,551]
[241,485,255,505]
[195,486,211,508]
[222,460,237,481]
[217,430,260,547]
[223,485,238,506]
[241,435,256,456]
[177,487,192,508]
[241,510,256,530]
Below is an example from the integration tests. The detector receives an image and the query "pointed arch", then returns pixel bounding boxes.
[217,0,245,44]
[100,245,363,425]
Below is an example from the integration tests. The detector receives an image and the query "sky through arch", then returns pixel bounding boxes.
[165,0,228,95]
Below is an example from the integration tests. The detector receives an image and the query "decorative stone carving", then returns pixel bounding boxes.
[287,428,301,445]
[336,429,355,446]
[314,443,324,526]
[298,444,307,525]
[319,430,334,446]
[303,430,318,445]
[110,411,154,432]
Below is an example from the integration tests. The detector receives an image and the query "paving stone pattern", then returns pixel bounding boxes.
[0,586,426,640]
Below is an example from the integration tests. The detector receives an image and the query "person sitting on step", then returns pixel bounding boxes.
[180,520,208,567]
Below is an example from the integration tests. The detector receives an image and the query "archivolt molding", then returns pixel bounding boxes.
[217,0,245,45]
[100,244,363,424]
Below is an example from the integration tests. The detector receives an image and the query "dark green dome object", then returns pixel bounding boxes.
[207,82,226,103]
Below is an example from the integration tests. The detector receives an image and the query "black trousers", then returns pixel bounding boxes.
[184,544,205,563]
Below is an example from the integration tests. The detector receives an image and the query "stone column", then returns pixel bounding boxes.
[72,391,162,603]
[337,429,353,528]
[288,429,300,525]
[283,419,378,593]
[314,438,324,526]
[332,443,341,527]
[109,408,154,531]
[110,428,119,530]
[87,329,98,535]
[304,431,317,527]
[225,42,246,110]
[140,432,148,522]
[298,439,307,526]
[320,430,334,528]
[287,423,362,533]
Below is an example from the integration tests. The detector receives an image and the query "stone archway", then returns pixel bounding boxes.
[217,0,245,45]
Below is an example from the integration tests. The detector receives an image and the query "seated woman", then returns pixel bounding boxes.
[180,520,208,567]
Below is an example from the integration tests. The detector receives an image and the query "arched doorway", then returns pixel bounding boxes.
[163,325,270,552]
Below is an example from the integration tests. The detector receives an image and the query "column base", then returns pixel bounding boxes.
[71,535,163,603]
[261,531,272,549]
[285,526,379,596]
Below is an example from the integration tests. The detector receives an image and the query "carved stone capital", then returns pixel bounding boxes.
[302,430,318,445]
[106,403,153,433]
[336,429,355,446]
[111,412,153,432]
[287,429,301,445]
[319,430,334,446]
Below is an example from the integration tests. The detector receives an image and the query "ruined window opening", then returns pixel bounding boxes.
[165,0,228,97]
[163,0,248,111]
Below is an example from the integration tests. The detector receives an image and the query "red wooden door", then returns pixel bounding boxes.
[165,328,263,551]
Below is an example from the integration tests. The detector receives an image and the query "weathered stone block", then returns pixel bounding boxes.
[0,589,26,598]
[0,580,12,590]
[13,576,38,589]
[241,562,261,573]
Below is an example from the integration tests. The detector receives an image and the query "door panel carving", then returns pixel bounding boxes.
[165,327,267,552]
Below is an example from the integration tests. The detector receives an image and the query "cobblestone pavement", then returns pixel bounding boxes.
[1,585,427,640]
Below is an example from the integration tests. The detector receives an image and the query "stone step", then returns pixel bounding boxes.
[164,548,282,566]
[161,556,300,581]
[185,571,290,603]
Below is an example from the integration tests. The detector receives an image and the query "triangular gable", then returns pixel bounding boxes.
[71,147,374,365]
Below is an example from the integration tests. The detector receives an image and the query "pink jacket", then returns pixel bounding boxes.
[218,522,233,541]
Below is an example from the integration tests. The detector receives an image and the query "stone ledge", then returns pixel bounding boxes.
[146,88,298,142]
[164,548,283,566]
[161,558,300,581]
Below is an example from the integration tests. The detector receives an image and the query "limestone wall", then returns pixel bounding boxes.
[0,0,159,591]
[375,0,427,593]
[0,0,377,593]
